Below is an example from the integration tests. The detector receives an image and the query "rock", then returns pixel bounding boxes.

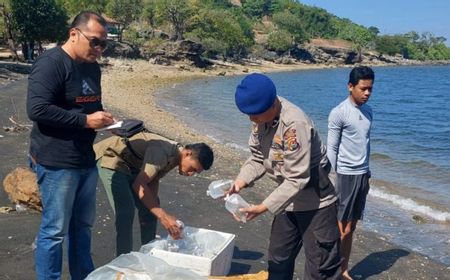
[3,167,42,212]
[0,206,13,213]
[412,215,427,224]
[102,40,140,59]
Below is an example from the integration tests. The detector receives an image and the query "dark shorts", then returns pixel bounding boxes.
[336,173,370,221]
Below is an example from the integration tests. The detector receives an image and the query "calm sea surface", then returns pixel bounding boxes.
[156,65,450,265]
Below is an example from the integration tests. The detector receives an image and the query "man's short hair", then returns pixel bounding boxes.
[349,66,375,86]
[70,11,107,30]
[185,143,214,170]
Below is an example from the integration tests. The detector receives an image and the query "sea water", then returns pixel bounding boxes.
[156,65,450,265]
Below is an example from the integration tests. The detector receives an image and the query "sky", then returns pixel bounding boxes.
[300,0,450,46]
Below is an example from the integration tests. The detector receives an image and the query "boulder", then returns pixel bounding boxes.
[102,40,141,59]
[3,167,42,212]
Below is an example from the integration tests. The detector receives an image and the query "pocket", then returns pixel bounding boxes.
[31,163,48,186]
[313,230,341,275]
[312,212,341,274]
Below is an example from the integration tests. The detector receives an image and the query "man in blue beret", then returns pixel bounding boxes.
[228,73,341,280]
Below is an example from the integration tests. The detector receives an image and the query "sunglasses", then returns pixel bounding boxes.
[76,28,107,49]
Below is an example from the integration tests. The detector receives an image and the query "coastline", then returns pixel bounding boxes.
[99,59,450,277]
[0,61,448,279]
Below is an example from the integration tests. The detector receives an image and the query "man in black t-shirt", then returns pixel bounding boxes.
[27,11,114,280]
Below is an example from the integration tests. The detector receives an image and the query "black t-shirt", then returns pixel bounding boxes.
[27,46,103,168]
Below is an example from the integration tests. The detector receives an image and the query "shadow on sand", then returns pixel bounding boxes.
[229,246,265,274]
[0,61,31,74]
[350,248,410,279]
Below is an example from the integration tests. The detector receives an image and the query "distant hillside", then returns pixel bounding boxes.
[1,0,449,63]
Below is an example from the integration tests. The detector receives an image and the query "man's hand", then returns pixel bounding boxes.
[85,111,114,129]
[158,211,183,240]
[239,203,268,221]
[226,179,247,196]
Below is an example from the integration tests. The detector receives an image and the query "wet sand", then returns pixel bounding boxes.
[0,60,449,279]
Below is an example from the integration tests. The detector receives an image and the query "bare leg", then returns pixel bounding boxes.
[339,220,357,280]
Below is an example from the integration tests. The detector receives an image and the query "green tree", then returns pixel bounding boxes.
[428,43,450,60]
[186,8,253,59]
[267,29,292,52]
[155,0,192,40]
[272,10,308,45]
[368,26,380,36]
[335,19,374,62]
[294,4,336,38]
[242,0,272,18]
[0,1,20,59]
[11,0,68,60]
[60,0,108,16]
[375,35,408,56]
[106,0,143,41]
[142,0,157,27]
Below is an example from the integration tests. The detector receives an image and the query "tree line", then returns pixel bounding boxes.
[1,0,449,62]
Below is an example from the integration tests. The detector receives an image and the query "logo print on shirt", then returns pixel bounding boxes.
[82,80,95,95]
[359,114,363,120]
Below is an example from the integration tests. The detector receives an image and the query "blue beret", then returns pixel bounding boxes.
[235,73,277,115]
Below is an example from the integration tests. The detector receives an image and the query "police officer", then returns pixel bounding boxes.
[228,73,341,280]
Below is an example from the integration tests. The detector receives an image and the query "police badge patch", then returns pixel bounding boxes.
[271,135,283,150]
[284,128,300,151]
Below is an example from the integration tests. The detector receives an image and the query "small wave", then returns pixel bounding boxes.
[225,142,248,152]
[371,153,392,161]
[369,187,450,222]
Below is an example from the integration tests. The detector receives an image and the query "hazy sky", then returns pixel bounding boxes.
[300,0,450,45]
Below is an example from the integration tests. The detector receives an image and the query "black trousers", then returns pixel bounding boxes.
[268,204,342,280]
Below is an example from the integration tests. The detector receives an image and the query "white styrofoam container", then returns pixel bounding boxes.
[148,228,235,277]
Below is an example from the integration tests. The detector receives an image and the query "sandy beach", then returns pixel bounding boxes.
[0,59,449,279]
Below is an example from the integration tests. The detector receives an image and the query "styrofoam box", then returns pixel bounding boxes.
[149,228,235,277]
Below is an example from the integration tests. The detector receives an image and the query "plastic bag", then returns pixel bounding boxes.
[207,179,233,199]
[85,252,206,280]
[225,194,250,223]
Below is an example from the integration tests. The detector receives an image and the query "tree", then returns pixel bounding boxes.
[0,1,20,60]
[186,8,253,59]
[335,19,374,62]
[375,35,408,56]
[11,0,68,61]
[272,10,308,45]
[60,0,108,16]
[143,0,157,27]
[294,4,337,38]
[267,30,292,53]
[106,0,143,41]
[242,0,272,18]
[155,0,192,40]
[368,26,380,36]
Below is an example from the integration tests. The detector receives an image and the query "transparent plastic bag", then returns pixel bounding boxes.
[207,179,233,199]
[225,194,251,223]
[85,251,206,280]
[140,226,227,258]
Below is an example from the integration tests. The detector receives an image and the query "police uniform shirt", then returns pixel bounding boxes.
[237,97,336,214]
